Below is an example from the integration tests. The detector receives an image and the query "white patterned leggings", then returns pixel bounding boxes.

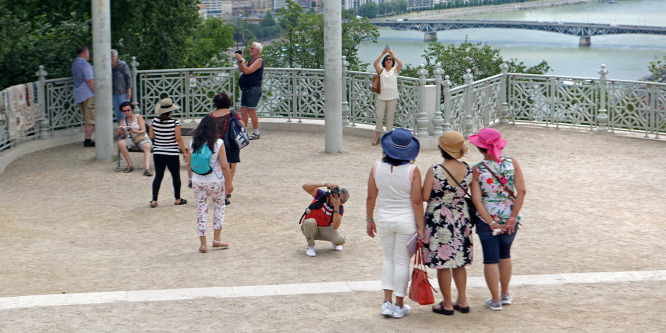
[193,180,226,236]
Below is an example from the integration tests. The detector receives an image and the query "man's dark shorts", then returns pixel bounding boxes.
[241,86,262,109]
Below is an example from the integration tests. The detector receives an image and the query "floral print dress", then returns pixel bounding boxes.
[423,164,473,269]
[475,157,522,225]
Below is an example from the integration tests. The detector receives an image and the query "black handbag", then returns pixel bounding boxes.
[441,164,476,225]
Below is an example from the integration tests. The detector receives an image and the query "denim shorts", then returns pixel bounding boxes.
[475,216,518,264]
[241,86,262,108]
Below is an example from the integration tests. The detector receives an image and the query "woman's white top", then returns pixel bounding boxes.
[373,161,416,223]
[377,67,399,101]
[189,139,224,183]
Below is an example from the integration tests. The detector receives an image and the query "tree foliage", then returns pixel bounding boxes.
[401,37,550,86]
[647,56,666,83]
[262,0,379,71]
[184,18,234,68]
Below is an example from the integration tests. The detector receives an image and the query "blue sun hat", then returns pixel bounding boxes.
[380,128,420,161]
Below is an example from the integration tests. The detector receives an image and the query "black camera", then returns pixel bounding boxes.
[235,49,243,55]
[330,187,340,196]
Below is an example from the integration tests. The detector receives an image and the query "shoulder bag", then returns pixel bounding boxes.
[480,162,516,199]
[441,164,476,225]
[408,240,436,305]
[371,68,383,94]
[225,109,249,149]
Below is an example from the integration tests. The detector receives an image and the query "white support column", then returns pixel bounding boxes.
[324,0,342,153]
[92,0,113,160]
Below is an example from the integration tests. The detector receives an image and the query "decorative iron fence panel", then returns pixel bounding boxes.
[607,80,666,138]
[45,78,80,131]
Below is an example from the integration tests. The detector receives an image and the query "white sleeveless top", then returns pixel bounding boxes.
[373,160,416,223]
[377,67,399,101]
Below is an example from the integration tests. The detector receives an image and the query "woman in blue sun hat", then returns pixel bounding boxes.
[366,128,425,319]
[469,127,526,311]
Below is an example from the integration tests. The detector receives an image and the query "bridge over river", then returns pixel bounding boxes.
[369,19,666,46]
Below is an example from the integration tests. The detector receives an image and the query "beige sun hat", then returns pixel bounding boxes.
[155,98,180,115]
[438,131,467,159]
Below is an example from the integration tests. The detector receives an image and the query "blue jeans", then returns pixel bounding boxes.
[475,216,518,264]
[240,86,262,108]
[113,94,129,122]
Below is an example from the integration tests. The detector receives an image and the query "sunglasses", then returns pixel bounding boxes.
[384,58,393,61]
[122,109,132,112]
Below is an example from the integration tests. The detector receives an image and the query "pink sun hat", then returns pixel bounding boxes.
[468,128,507,163]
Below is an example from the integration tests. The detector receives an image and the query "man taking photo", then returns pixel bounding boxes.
[299,181,349,257]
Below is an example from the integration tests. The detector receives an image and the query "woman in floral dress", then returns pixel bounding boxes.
[469,128,526,312]
[422,131,473,315]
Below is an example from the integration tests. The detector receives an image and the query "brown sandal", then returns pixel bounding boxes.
[149,201,158,208]
[371,138,380,146]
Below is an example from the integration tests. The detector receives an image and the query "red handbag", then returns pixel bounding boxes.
[408,240,437,305]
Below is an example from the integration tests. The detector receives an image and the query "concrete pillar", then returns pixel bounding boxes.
[324,0,342,153]
[92,0,113,160]
[579,36,591,47]
[424,31,437,42]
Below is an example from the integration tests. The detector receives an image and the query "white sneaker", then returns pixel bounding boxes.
[501,294,513,305]
[485,298,503,311]
[380,301,393,317]
[306,246,316,257]
[392,304,411,319]
[333,244,343,251]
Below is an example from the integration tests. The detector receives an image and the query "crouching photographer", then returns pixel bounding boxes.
[299,181,349,257]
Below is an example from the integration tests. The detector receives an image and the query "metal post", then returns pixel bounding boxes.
[416,64,429,138]
[323,0,342,153]
[92,0,113,160]
[442,75,452,133]
[463,69,474,138]
[341,56,350,127]
[499,59,509,124]
[597,64,608,133]
[432,63,444,137]
[35,65,50,139]
[130,57,141,114]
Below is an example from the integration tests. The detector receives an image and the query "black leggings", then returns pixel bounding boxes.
[152,154,182,201]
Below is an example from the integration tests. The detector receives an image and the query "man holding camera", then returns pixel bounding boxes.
[300,181,349,257]
[235,42,263,140]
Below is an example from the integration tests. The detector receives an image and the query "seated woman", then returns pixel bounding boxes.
[116,101,152,176]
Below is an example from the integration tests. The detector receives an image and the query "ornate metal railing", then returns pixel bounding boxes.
[2,60,665,154]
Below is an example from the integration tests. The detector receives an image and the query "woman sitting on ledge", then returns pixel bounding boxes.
[116,101,152,176]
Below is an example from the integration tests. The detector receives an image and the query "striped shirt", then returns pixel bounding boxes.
[151,117,181,156]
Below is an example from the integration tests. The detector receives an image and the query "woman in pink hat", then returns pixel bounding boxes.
[469,128,526,311]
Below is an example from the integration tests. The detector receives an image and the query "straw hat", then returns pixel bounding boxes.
[155,98,180,115]
[438,131,467,159]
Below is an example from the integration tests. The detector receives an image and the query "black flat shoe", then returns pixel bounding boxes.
[432,301,454,315]
[174,199,187,205]
[453,304,470,313]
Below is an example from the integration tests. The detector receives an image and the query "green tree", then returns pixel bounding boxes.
[359,2,378,19]
[184,18,234,68]
[648,56,666,83]
[400,37,550,86]
[0,1,90,89]
[260,12,276,27]
[263,3,379,70]
[110,0,201,70]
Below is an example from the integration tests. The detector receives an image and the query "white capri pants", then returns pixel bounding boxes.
[375,98,397,133]
[378,221,417,297]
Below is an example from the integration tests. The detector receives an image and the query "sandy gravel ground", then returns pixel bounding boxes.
[0,124,665,332]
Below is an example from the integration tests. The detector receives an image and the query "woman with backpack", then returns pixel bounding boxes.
[209,93,244,205]
[187,116,234,253]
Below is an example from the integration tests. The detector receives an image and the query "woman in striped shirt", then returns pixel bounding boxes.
[148,98,188,208]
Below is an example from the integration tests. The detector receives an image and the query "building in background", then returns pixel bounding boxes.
[199,0,233,18]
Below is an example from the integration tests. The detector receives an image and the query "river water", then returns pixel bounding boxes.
[358,0,666,81]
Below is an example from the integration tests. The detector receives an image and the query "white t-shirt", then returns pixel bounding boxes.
[377,67,399,101]
[189,139,224,182]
